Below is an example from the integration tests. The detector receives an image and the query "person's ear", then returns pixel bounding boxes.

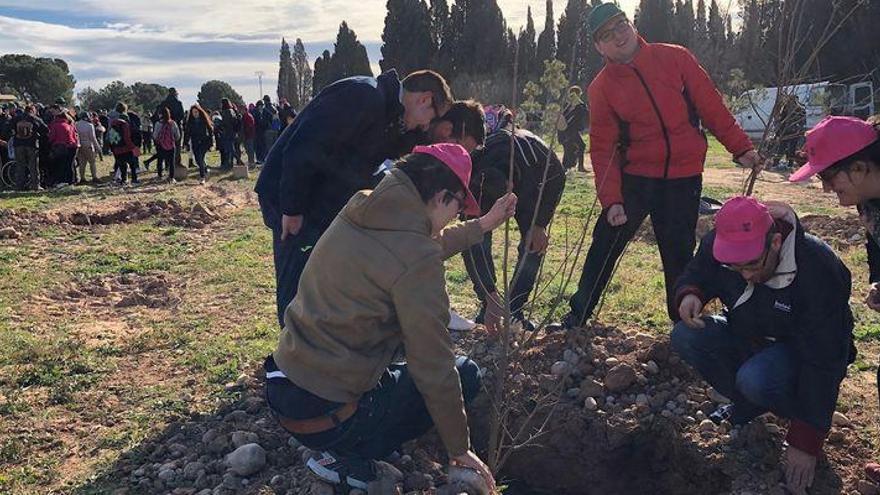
[418,93,433,109]
[594,42,604,57]
[771,233,783,252]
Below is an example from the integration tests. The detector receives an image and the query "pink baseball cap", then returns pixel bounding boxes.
[713,196,775,264]
[412,143,481,216]
[789,116,879,182]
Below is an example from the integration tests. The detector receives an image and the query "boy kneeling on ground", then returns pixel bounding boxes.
[671,196,856,495]
[265,143,514,491]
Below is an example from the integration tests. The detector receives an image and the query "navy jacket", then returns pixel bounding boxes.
[675,207,855,456]
[470,128,566,229]
[255,70,405,230]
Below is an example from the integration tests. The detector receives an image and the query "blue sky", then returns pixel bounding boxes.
[0,1,659,105]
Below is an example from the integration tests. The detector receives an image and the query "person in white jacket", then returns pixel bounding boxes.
[75,112,101,183]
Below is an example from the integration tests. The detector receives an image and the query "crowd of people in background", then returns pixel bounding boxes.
[0,87,299,190]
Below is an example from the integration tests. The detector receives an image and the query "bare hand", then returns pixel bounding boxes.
[281,214,304,241]
[484,292,503,335]
[479,193,517,233]
[867,283,880,312]
[526,226,549,254]
[737,150,765,172]
[784,446,816,495]
[678,294,706,329]
[606,204,627,227]
[451,451,497,494]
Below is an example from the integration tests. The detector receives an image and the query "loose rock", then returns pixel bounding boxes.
[832,411,851,427]
[604,364,637,392]
[579,378,604,398]
[224,443,266,476]
[699,419,715,432]
[858,480,880,495]
[551,361,572,377]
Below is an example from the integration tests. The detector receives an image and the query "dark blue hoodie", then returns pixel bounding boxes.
[255,70,406,230]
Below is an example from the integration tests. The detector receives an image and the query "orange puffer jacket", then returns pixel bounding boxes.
[588,38,753,207]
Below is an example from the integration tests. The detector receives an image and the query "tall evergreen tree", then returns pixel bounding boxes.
[673,0,695,47]
[454,0,508,76]
[433,0,464,76]
[429,0,449,55]
[536,0,556,69]
[312,50,332,96]
[292,39,313,109]
[328,21,374,84]
[517,6,538,81]
[557,0,590,85]
[277,38,298,106]
[635,0,675,43]
[380,0,436,75]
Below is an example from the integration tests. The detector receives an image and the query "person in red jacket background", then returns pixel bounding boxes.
[559,3,763,329]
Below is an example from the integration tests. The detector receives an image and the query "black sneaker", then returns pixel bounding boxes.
[306,450,376,490]
[709,404,733,425]
[512,314,537,332]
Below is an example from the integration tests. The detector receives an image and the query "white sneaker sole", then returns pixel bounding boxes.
[448,309,476,331]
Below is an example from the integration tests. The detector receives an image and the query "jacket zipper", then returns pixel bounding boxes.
[631,66,672,179]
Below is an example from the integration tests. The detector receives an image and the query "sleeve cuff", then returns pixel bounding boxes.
[786,419,825,457]
[674,286,705,311]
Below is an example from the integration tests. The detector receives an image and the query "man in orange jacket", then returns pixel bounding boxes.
[559,3,763,328]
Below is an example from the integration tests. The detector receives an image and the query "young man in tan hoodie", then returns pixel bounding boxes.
[265,143,515,491]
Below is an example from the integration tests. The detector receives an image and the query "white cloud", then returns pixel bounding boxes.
[0,0,739,105]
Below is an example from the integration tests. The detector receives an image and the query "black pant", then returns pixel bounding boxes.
[266,356,481,461]
[115,152,139,183]
[463,215,544,318]
[155,147,175,178]
[260,197,325,328]
[569,174,702,324]
[561,135,585,171]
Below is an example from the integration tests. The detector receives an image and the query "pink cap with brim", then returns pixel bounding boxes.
[713,196,775,264]
[789,116,878,182]
[412,143,481,216]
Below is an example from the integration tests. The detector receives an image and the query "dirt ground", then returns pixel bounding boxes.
[1,166,879,495]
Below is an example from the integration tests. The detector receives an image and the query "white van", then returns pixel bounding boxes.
[734,81,875,141]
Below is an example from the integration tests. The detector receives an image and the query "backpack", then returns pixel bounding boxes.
[107,120,124,146]
[15,119,34,140]
[157,122,175,151]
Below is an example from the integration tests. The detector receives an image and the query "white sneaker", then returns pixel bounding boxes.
[448,309,476,331]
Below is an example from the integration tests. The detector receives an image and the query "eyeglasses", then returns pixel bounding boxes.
[722,249,769,274]
[721,235,773,273]
[446,191,467,213]
[596,19,632,44]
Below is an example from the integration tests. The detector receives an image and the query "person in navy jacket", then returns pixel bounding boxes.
[255,69,453,327]
[671,196,855,495]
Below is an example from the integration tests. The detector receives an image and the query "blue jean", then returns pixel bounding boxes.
[670,316,799,424]
[271,356,482,461]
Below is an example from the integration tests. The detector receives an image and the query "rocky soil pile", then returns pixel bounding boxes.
[99,321,877,495]
[52,273,180,309]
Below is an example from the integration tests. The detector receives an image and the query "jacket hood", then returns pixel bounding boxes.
[731,201,801,309]
[341,168,432,236]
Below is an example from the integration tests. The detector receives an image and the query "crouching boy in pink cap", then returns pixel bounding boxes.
[264,143,514,492]
[671,196,855,495]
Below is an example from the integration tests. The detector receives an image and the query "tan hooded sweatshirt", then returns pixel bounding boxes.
[273,168,484,457]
